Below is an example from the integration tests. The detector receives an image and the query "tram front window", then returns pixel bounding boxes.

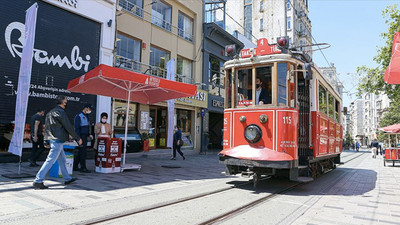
[236,66,272,107]
[237,69,252,106]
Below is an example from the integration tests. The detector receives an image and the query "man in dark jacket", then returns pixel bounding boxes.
[248,77,271,105]
[29,107,45,167]
[74,103,93,173]
[33,95,82,189]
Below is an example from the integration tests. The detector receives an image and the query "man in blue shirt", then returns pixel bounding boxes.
[74,103,93,173]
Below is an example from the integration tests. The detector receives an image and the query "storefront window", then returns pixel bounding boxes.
[177,109,192,147]
[113,100,138,128]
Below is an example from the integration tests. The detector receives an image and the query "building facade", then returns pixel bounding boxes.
[349,99,365,145]
[116,0,203,151]
[0,0,116,153]
[225,0,312,55]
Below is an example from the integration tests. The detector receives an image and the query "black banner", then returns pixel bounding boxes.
[0,0,100,128]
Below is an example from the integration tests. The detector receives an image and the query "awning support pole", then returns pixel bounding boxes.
[122,89,131,169]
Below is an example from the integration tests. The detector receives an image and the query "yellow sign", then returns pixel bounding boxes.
[175,89,208,108]
[159,138,166,146]
[149,138,155,147]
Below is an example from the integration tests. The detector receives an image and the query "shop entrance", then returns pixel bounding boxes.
[208,112,223,150]
[149,107,168,149]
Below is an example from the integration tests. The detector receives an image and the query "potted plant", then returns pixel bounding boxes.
[141,132,150,151]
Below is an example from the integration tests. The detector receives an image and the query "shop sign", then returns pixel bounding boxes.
[0,1,100,124]
[212,99,224,108]
[175,89,208,108]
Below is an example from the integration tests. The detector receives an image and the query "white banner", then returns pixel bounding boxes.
[166,59,175,148]
[9,3,38,156]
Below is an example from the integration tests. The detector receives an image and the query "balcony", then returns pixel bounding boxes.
[118,0,144,18]
[115,55,194,84]
[118,0,193,42]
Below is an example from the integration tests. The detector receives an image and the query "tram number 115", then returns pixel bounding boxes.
[283,116,292,125]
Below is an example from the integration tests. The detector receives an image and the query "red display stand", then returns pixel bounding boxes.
[95,137,122,173]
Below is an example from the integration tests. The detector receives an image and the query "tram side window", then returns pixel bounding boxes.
[277,63,287,106]
[226,69,232,108]
[335,98,340,122]
[328,94,334,118]
[255,66,272,105]
[237,69,252,106]
[319,85,327,115]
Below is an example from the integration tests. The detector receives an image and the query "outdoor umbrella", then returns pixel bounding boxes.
[378,123,400,133]
[384,32,400,84]
[67,64,197,171]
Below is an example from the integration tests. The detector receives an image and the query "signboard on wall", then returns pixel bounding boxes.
[175,89,208,108]
[0,0,100,126]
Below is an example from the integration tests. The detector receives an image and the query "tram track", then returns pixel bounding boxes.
[199,151,367,225]
[79,151,365,225]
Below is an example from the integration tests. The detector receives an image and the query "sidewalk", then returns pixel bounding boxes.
[0,148,224,224]
[293,149,400,225]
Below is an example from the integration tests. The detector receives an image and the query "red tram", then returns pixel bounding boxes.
[219,38,343,184]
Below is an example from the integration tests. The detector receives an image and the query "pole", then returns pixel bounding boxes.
[122,89,131,169]
[18,155,22,175]
[284,0,287,37]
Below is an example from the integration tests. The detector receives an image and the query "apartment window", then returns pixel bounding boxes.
[244,1,252,40]
[150,46,170,77]
[116,33,141,70]
[177,56,193,83]
[287,17,291,30]
[260,18,263,31]
[209,55,224,86]
[287,0,291,10]
[260,0,263,11]
[119,0,143,17]
[178,12,193,42]
[152,1,172,32]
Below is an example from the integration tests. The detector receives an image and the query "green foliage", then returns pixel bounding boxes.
[357,5,400,99]
[344,132,353,146]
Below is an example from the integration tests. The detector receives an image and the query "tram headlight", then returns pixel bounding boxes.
[244,124,262,143]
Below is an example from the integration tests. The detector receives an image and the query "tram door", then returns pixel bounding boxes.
[298,77,312,165]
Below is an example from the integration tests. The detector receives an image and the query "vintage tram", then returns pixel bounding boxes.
[219,38,343,184]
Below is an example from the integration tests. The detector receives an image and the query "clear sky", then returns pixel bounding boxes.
[308,0,398,107]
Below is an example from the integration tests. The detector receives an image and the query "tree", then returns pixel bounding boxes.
[357,5,400,100]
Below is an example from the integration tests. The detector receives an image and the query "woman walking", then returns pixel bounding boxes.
[171,126,185,160]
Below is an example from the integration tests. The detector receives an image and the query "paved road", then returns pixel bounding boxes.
[0,149,399,225]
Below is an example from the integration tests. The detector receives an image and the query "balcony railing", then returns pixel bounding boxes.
[118,0,144,18]
[118,0,193,42]
[115,55,194,84]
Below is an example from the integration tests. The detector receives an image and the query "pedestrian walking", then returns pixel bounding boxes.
[28,108,45,167]
[33,95,82,189]
[370,139,379,158]
[74,103,93,173]
[171,126,185,160]
[94,112,113,148]
[356,142,360,151]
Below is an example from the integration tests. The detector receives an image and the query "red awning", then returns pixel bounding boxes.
[384,32,400,84]
[67,64,197,104]
[378,123,400,133]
